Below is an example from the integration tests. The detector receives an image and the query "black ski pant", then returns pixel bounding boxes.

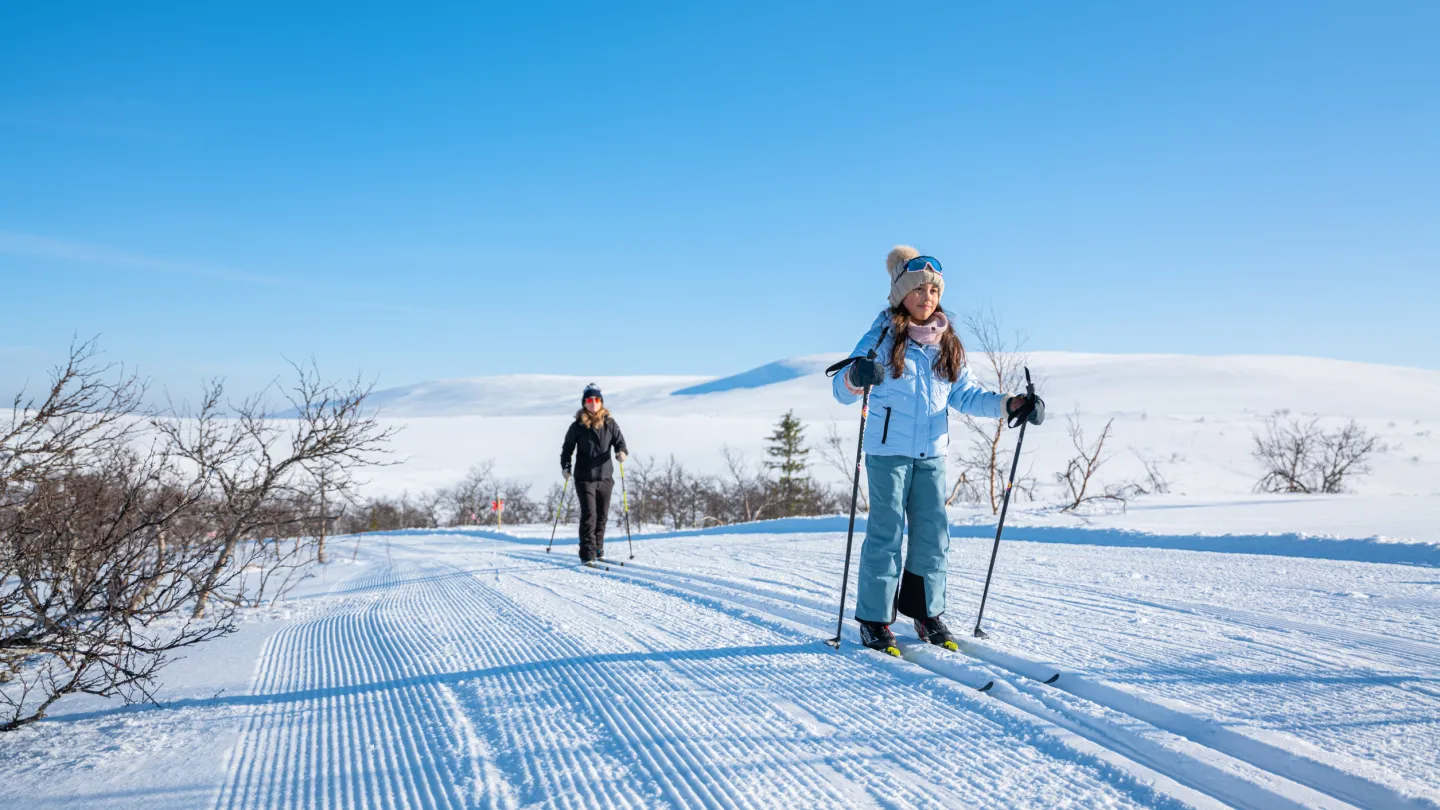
[576,478,613,562]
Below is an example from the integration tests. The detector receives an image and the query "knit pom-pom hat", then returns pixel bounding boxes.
[886,245,944,308]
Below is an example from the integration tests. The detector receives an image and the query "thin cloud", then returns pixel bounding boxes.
[338,299,436,315]
[0,231,442,316]
[0,231,296,287]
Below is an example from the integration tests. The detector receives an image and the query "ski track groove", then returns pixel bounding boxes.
[433,561,754,809]
[505,569,890,807]
[955,564,1440,673]
[642,539,1440,796]
[514,576,996,810]
[475,550,1182,809]
[211,532,1435,810]
[217,565,490,810]
[944,568,1440,793]
[456,591,655,808]
[416,540,1171,808]
[572,551,1439,810]
[554,555,1256,807]
[391,570,615,810]
[371,561,687,809]
[352,590,451,808]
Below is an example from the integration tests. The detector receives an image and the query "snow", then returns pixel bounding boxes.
[4,523,1438,809]
[4,350,1440,807]
[357,352,1440,517]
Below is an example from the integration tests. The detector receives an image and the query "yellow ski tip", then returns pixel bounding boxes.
[942,641,959,652]
[885,646,901,658]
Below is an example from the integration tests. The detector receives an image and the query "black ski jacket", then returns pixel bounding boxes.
[561,416,628,483]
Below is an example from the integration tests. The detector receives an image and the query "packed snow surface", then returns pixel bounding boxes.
[4,521,1437,809]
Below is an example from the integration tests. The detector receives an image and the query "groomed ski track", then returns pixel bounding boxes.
[215,540,1166,809]
[201,526,1440,810]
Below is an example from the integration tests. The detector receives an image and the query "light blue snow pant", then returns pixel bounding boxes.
[854,454,950,624]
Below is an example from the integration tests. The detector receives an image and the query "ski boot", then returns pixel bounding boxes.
[913,614,959,652]
[857,620,901,657]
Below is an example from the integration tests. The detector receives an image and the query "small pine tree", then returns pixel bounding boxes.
[766,410,811,516]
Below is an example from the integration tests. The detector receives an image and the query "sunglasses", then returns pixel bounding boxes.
[584,397,602,403]
[903,256,942,275]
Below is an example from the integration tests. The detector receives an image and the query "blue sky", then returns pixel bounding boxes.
[3,2,1438,401]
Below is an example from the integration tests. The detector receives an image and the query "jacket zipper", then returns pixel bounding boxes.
[881,407,892,444]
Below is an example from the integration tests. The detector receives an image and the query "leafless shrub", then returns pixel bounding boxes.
[335,490,443,535]
[492,480,542,525]
[816,425,867,511]
[620,448,842,531]
[714,446,767,523]
[1,448,222,731]
[626,455,705,529]
[1316,421,1383,494]
[441,461,497,525]
[944,462,986,506]
[0,342,196,731]
[1056,415,1127,512]
[1129,449,1180,496]
[2,344,394,731]
[955,306,1030,513]
[948,448,1038,507]
[157,361,398,619]
[541,480,578,526]
[1,338,145,490]
[1252,413,1382,494]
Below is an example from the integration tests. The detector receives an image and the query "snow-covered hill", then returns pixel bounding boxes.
[364,353,1440,529]
[369,352,1440,421]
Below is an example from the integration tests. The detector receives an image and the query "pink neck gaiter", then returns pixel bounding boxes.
[907,312,949,346]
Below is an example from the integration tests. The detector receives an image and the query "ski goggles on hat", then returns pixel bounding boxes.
[903,256,943,275]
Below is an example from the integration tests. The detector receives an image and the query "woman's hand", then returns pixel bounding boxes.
[615,451,627,463]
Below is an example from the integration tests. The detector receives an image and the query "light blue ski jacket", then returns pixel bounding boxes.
[832,310,1008,460]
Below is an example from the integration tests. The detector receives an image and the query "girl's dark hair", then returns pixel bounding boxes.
[887,304,965,382]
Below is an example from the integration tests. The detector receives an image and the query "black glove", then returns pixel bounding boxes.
[847,358,886,389]
[1007,393,1045,428]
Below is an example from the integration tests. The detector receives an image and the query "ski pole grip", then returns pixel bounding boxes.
[1007,366,1037,429]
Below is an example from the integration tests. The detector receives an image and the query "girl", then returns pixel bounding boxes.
[832,246,1044,654]
[560,383,629,565]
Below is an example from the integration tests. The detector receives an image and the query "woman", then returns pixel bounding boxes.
[560,383,629,565]
[833,246,1044,654]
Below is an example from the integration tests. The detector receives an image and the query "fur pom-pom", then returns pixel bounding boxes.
[886,245,920,280]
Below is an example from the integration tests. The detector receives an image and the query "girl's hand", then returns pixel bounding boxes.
[615,451,627,463]
[1007,393,1045,426]
[848,358,886,389]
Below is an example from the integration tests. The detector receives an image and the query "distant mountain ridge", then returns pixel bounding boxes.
[671,355,840,396]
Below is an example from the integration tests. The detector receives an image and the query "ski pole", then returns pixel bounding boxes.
[823,327,887,650]
[619,460,635,559]
[973,367,1034,638]
[546,477,569,553]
